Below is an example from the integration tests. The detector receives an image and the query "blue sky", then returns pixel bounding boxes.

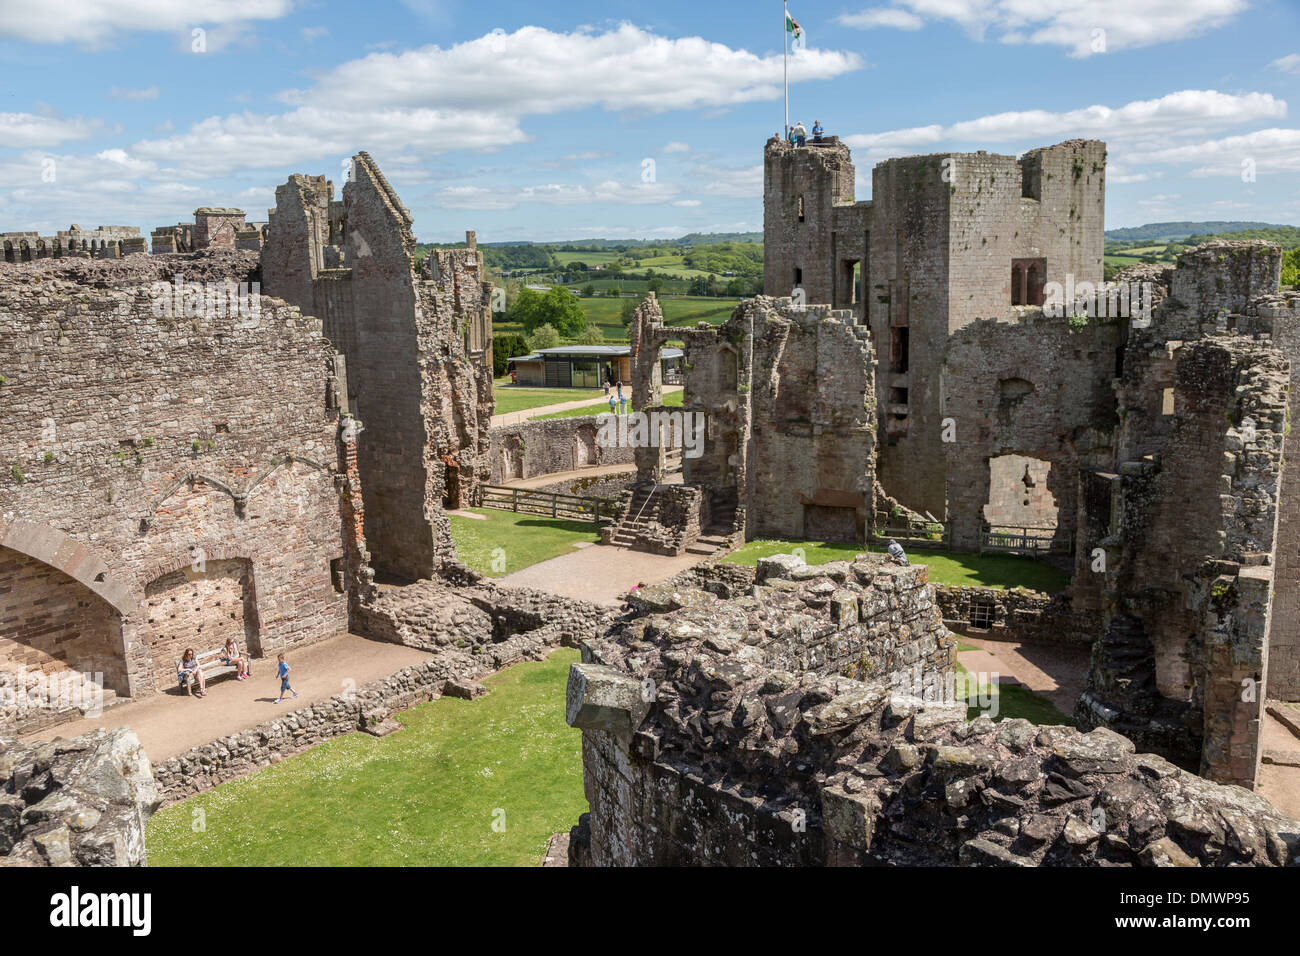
[1,0,1298,242]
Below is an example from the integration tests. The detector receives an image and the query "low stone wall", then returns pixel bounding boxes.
[935,585,1100,645]
[529,472,634,500]
[2,727,160,866]
[154,568,613,803]
[489,415,633,484]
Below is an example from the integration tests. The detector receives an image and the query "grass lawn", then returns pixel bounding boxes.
[534,388,684,421]
[493,385,604,416]
[955,661,1070,725]
[720,539,1069,592]
[145,649,586,866]
[449,508,599,577]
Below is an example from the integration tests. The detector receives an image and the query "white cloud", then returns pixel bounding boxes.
[1125,128,1300,176]
[119,24,862,179]
[836,0,1247,57]
[1271,53,1300,75]
[663,142,692,153]
[673,199,702,207]
[837,7,925,30]
[434,179,682,210]
[108,86,160,101]
[301,25,328,42]
[696,163,763,200]
[0,113,104,148]
[0,0,294,46]
[843,90,1289,173]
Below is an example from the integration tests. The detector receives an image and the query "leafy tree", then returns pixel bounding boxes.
[573,323,606,345]
[620,297,638,325]
[528,323,561,351]
[1282,247,1299,288]
[647,277,665,295]
[509,286,588,336]
[492,332,529,378]
[581,283,596,297]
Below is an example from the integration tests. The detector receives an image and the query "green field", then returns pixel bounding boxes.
[146,649,586,866]
[721,539,1069,592]
[552,250,622,267]
[495,296,741,345]
[449,508,600,577]
[493,384,604,415]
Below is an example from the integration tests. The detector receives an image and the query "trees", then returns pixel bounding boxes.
[528,323,561,351]
[573,323,606,345]
[492,332,530,378]
[509,286,588,336]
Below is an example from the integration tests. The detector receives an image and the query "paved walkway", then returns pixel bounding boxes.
[491,385,683,427]
[19,633,432,765]
[498,541,708,605]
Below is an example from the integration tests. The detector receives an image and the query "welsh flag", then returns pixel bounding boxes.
[786,10,804,43]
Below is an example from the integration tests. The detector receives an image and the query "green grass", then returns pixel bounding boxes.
[955,660,1070,725]
[720,539,1069,592]
[495,296,741,346]
[493,385,604,416]
[449,508,599,577]
[145,649,586,866]
[533,388,684,420]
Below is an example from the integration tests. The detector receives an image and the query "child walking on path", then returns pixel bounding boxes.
[275,653,299,703]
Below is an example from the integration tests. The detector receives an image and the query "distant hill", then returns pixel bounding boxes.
[1104,221,1296,243]
[468,232,762,249]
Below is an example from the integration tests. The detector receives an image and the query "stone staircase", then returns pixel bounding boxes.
[608,484,662,548]
[685,489,738,557]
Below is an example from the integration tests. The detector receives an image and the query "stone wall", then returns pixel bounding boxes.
[935,585,1099,646]
[262,153,493,580]
[566,554,1299,867]
[630,294,876,549]
[0,259,365,715]
[1077,271,1290,787]
[1,727,160,866]
[488,415,634,484]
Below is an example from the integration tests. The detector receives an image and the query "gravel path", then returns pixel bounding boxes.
[19,633,432,764]
[497,542,706,605]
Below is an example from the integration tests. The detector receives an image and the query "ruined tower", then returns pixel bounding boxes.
[262,152,494,581]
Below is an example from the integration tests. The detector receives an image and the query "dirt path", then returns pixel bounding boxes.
[19,633,432,765]
[1259,709,1300,819]
[490,385,683,427]
[497,542,707,605]
[955,634,1091,716]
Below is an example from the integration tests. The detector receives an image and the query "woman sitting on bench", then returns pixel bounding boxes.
[221,637,249,681]
[178,648,206,697]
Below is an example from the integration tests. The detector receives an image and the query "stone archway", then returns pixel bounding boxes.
[0,546,129,700]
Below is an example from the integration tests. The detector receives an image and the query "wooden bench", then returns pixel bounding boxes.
[177,647,247,694]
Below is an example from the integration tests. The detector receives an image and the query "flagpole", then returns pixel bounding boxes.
[783,0,789,138]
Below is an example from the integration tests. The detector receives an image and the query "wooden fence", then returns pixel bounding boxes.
[475,484,616,524]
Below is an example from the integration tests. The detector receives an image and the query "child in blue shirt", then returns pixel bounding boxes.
[275,653,299,703]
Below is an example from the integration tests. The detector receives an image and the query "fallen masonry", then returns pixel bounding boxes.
[565,553,1300,866]
[1,727,160,866]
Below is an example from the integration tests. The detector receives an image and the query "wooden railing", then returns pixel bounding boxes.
[873,524,950,550]
[979,527,1072,555]
[475,484,616,524]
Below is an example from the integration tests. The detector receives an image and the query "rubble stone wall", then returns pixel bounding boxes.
[487,416,633,484]
[567,554,1299,867]
[0,265,359,711]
